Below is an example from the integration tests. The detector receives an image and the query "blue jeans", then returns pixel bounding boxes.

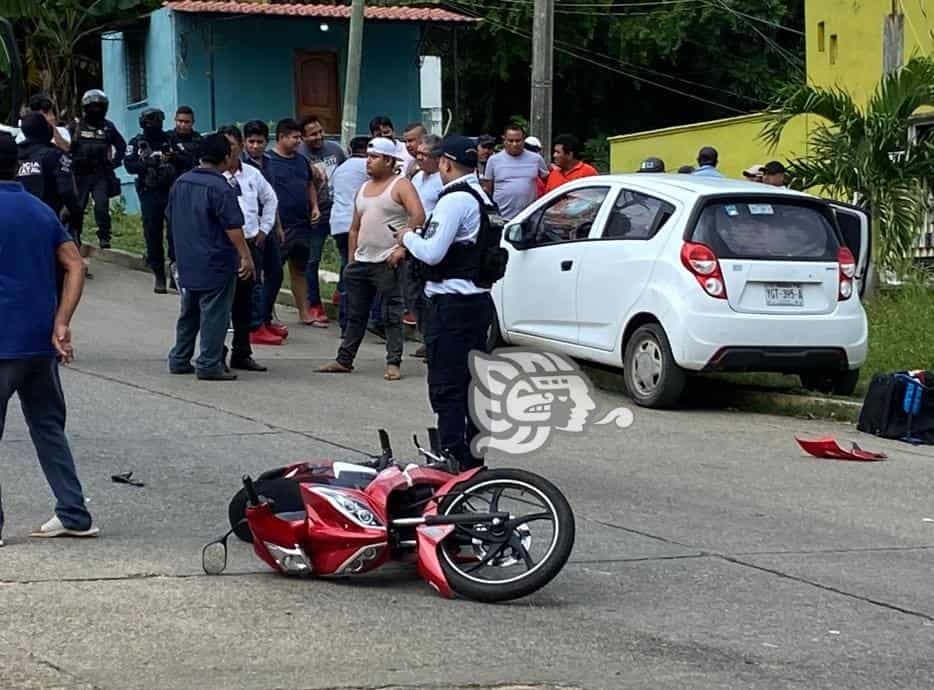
[304,221,330,308]
[0,357,93,533]
[168,277,237,375]
[261,231,283,324]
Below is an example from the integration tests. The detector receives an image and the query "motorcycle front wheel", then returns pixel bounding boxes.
[438,468,575,603]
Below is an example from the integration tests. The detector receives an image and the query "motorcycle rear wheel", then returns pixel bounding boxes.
[228,478,305,543]
[437,468,574,603]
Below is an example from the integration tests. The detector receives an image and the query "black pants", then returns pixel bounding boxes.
[424,292,494,469]
[139,187,172,275]
[231,242,261,363]
[74,172,112,245]
[338,261,404,367]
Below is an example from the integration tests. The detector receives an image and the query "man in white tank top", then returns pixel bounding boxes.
[318,138,425,381]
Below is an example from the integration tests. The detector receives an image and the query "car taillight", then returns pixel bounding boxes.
[681,242,727,299]
[838,246,855,300]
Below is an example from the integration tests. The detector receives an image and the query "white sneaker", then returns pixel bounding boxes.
[30,516,99,538]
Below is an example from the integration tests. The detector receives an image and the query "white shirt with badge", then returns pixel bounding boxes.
[223,161,278,240]
[402,173,490,297]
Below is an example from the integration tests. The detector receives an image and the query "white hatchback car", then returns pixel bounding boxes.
[491,174,870,408]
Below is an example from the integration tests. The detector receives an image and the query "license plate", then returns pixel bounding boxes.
[765,283,804,307]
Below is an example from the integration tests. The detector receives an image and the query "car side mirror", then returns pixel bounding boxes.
[506,222,535,250]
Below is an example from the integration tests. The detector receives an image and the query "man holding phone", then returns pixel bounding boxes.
[318,138,424,381]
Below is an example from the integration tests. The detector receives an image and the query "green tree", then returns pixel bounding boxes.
[763,56,934,293]
[0,0,159,118]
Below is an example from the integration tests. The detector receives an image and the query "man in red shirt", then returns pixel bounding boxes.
[544,134,598,194]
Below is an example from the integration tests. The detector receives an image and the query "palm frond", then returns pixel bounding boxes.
[761,84,861,150]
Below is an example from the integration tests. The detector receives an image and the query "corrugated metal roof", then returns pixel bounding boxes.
[165,1,478,23]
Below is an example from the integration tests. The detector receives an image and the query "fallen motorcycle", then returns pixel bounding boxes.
[203,430,575,602]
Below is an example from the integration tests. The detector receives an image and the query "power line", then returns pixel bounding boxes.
[705,0,805,73]
[445,0,750,114]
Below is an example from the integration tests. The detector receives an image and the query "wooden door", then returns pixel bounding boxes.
[294,51,341,134]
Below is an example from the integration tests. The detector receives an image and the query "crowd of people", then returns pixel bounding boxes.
[636,145,788,187]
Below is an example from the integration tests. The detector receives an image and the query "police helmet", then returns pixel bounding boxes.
[139,107,165,129]
[81,89,109,108]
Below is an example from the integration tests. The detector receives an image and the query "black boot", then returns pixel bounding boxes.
[154,271,167,294]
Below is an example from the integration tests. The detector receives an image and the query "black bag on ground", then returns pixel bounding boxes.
[857,371,934,443]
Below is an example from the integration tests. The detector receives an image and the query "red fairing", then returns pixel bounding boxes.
[415,467,484,597]
[247,502,305,572]
[795,436,887,461]
[364,464,457,509]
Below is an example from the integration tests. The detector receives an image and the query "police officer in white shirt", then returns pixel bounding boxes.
[392,135,501,471]
[220,125,278,372]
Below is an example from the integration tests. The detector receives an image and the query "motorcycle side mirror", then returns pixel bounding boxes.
[202,528,234,575]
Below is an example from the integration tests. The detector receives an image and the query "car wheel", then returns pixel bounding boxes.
[800,369,860,397]
[623,323,686,408]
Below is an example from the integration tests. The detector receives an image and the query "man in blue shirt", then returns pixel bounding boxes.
[0,133,98,545]
[691,146,724,178]
[166,134,253,381]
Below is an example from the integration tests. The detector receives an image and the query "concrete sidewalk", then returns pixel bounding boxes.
[1,261,933,690]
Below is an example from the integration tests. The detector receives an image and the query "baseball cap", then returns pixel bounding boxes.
[762,160,786,175]
[637,157,665,173]
[20,112,53,143]
[367,137,405,160]
[742,164,764,179]
[524,135,542,152]
[440,135,478,168]
[476,134,496,148]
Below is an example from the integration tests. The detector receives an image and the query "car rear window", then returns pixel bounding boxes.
[689,199,839,260]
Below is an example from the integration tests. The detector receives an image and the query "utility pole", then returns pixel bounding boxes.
[341,0,365,150]
[883,1,904,76]
[530,0,554,150]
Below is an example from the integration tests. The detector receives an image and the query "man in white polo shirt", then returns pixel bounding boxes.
[220,125,278,372]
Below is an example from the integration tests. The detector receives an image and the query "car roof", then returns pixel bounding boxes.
[581,173,816,204]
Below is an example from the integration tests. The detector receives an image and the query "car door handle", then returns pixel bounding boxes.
[561,260,573,271]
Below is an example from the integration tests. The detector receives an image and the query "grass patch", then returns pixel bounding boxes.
[861,285,934,392]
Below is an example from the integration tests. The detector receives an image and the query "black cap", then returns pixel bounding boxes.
[21,112,53,143]
[139,107,165,129]
[441,134,478,168]
[763,160,785,175]
[0,132,18,177]
[697,146,718,166]
[637,157,665,173]
[28,93,53,112]
[476,134,496,148]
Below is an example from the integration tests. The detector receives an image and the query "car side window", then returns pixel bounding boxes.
[531,187,610,246]
[601,189,675,240]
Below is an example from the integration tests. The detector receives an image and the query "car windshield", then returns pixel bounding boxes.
[690,199,839,261]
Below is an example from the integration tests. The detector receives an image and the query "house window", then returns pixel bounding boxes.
[829,34,838,65]
[817,22,825,52]
[125,33,147,104]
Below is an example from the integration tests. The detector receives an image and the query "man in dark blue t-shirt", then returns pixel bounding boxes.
[166,133,253,381]
[0,133,97,545]
[266,118,320,325]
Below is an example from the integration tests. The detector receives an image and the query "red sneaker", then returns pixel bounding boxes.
[266,321,289,339]
[308,304,330,327]
[402,311,417,327]
[250,325,284,346]
[331,290,341,306]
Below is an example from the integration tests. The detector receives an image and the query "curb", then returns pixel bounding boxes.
[582,363,862,423]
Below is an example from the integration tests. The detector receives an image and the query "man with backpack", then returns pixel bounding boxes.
[392,135,507,471]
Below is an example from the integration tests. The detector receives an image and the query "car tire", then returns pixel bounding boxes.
[623,323,686,408]
[800,369,860,397]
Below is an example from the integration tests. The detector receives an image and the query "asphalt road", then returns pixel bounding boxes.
[1,261,933,690]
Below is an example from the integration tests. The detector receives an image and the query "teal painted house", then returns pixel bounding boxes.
[102,0,473,208]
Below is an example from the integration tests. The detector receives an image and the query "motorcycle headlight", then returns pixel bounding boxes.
[311,487,384,529]
[263,542,312,575]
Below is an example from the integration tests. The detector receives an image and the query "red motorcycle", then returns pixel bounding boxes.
[203,430,574,602]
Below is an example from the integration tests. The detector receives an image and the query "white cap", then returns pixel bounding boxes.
[524,136,542,150]
[367,137,405,160]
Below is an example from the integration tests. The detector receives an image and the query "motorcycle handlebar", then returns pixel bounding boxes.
[242,474,260,506]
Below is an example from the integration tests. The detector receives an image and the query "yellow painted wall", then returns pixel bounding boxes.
[608,113,810,179]
[608,0,934,176]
